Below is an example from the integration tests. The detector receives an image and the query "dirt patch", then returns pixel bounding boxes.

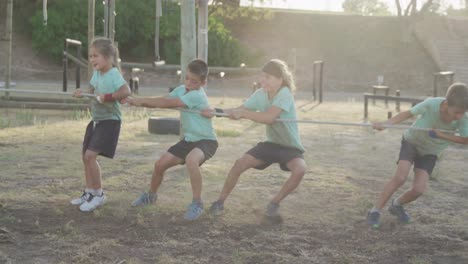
[1,99,468,263]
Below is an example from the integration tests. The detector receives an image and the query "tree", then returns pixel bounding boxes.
[394,0,436,17]
[342,0,391,16]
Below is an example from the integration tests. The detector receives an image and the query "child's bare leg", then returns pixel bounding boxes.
[218,154,264,202]
[149,152,182,193]
[83,150,101,189]
[396,169,429,205]
[185,148,205,201]
[271,158,307,204]
[375,160,412,209]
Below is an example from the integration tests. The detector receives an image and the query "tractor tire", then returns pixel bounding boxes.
[148,117,180,135]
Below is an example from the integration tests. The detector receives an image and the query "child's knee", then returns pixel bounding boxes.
[83,152,97,163]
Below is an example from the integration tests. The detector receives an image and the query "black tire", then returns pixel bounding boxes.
[148,117,180,135]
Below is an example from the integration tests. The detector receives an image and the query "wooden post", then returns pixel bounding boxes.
[395,90,400,112]
[88,0,95,79]
[109,0,116,41]
[318,61,324,103]
[4,0,13,99]
[197,0,208,63]
[180,0,197,83]
[155,0,162,62]
[103,0,109,37]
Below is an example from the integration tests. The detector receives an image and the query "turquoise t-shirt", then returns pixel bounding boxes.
[169,85,217,142]
[89,68,127,121]
[403,97,468,156]
[243,87,305,152]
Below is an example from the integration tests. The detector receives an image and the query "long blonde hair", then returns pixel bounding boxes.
[262,59,296,92]
[90,37,121,72]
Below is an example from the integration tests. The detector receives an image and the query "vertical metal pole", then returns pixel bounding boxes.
[63,40,68,92]
[433,73,438,97]
[88,0,95,80]
[180,0,196,83]
[319,61,324,103]
[76,44,81,89]
[5,0,13,99]
[197,0,209,63]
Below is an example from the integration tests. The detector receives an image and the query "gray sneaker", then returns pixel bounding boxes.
[131,192,157,207]
[209,200,224,216]
[265,202,280,217]
[184,201,204,221]
[367,210,381,229]
[388,199,411,224]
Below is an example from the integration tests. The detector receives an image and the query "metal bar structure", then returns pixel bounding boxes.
[63,39,85,92]
[0,88,96,98]
[120,62,260,74]
[363,93,424,119]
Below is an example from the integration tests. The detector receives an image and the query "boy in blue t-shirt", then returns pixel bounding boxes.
[367,83,468,228]
[125,59,218,221]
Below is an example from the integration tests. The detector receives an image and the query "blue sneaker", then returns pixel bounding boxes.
[131,192,157,207]
[209,200,224,216]
[184,201,204,220]
[367,211,381,229]
[388,199,411,224]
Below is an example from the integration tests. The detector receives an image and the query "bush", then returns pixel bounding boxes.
[27,0,260,66]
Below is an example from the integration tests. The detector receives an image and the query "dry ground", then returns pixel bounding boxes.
[1,95,468,264]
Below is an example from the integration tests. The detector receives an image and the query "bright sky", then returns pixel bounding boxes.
[240,0,466,12]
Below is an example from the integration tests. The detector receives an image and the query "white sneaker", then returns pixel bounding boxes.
[79,193,107,212]
[70,191,91,205]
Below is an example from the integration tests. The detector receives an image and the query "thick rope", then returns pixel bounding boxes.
[176,108,454,133]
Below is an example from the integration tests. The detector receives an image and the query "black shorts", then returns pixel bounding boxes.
[247,142,304,172]
[167,139,218,165]
[83,120,121,159]
[398,138,437,175]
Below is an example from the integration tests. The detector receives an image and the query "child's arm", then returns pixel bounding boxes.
[372,110,413,131]
[231,106,282,125]
[431,130,468,144]
[96,84,131,103]
[127,96,186,109]
[73,86,95,98]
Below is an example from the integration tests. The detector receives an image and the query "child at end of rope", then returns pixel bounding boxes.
[202,59,307,221]
[367,83,468,229]
[71,37,131,212]
[122,59,218,221]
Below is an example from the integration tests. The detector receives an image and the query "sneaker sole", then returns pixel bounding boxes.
[79,198,107,212]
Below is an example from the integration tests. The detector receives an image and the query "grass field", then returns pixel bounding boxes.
[1,96,468,264]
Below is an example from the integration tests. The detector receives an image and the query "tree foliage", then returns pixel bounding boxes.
[342,0,391,16]
[25,0,261,66]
